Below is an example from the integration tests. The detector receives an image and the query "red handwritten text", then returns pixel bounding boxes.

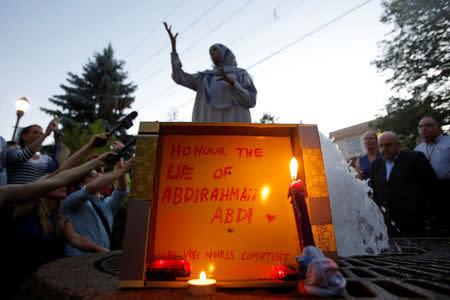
[184,248,200,261]
[167,164,194,180]
[161,186,258,204]
[212,166,233,179]
[205,249,235,261]
[159,250,179,260]
[240,251,291,262]
[170,144,225,158]
[235,147,263,158]
[210,207,253,224]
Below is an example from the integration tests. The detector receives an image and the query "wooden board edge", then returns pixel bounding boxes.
[143,280,299,289]
[118,280,145,288]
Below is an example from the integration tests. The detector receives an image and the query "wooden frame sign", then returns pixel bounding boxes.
[119,122,336,288]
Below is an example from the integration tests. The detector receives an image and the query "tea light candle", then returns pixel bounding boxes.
[188,271,216,296]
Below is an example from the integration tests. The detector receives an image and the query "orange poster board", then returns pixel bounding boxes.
[153,134,299,281]
[119,122,337,288]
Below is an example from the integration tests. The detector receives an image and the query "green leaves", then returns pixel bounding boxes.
[372,0,449,148]
[41,44,137,138]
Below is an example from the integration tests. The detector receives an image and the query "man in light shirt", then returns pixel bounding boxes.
[370,131,436,236]
[415,116,449,232]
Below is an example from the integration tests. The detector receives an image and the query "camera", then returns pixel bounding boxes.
[105,136,137,165]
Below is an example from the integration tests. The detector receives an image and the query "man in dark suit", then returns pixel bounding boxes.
[370,131,437,235]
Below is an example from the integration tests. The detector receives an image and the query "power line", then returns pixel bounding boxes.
[233,0,306,64]
[124,0,185,59]
[130,0,223,75]
[153,0,304,109]
[180,0,254,55]
[136,63,167,86]
[153,0,304,106]
[230,0,300,50]
[130,43,168,74]
[276,0,307,21]
[137,0,253,87]
[161,97,194,120]
[158,0,374,118]
[247,0,374,70]
[179,0,223,35]
[145,84,179,106]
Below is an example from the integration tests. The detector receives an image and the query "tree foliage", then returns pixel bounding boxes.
[260,113,278,124]
[166,107,180,121]
[372,0,449,149]
[42,44,137,136]
[62,119,114,159]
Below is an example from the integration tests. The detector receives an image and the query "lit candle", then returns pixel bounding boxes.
[289,158,315,249]
[188,271,216,296]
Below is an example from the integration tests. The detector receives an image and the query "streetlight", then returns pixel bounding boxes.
[12,97,30,140]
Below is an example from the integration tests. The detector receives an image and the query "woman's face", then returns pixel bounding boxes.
[209,46,222,66]
[363,132,378,150]
[22,126,43,146]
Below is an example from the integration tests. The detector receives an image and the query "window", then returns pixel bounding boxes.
[345,136,363,158]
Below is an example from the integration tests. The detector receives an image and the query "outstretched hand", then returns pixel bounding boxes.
[216,65,235,86]
[89,133,109,147]
[45,119,59,137]
[97,152,118,166]
[163,22,178,53]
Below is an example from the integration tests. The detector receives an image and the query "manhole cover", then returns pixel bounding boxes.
[96,254,121,276]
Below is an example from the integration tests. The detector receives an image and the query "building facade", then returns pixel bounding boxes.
[329,120,377,163]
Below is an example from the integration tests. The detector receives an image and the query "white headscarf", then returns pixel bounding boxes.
[199,43,256,109]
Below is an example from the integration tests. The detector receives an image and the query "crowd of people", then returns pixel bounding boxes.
[0,120,134,299]
[356,116,449,236]
[0,23,447,298]
[0,27,258,298]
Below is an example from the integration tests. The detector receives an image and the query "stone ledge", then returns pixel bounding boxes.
[16,250,300,299]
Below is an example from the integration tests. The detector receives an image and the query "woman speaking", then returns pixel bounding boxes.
[164,22,257,123]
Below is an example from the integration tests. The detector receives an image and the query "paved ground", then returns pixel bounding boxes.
[15,237,450,299]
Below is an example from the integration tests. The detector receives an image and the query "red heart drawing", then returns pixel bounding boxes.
[266,214,276,224]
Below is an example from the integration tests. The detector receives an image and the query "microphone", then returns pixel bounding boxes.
[105,136,138,165]
[54,129,64,140]
[94,111,138,147]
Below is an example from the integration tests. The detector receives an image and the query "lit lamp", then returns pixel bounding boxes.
[12,97,30,140]
[188,271,216,296]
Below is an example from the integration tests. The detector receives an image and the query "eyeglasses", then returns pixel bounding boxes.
[419,123,435,129]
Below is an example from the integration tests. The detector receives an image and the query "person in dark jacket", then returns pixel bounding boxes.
[370,131,437,235]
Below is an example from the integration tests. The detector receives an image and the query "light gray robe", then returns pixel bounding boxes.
[170,52,256,123]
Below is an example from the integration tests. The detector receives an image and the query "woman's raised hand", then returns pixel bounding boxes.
[163,22,178,53]
[44,119,59,137]
[216,65,235,86]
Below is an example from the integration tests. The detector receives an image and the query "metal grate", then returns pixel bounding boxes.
[340,245,450,299]
[97,242,450,299]
[96,254,121,276]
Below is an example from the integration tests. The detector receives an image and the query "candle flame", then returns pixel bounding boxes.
[200,271,206,281]
[290,157,298,180]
